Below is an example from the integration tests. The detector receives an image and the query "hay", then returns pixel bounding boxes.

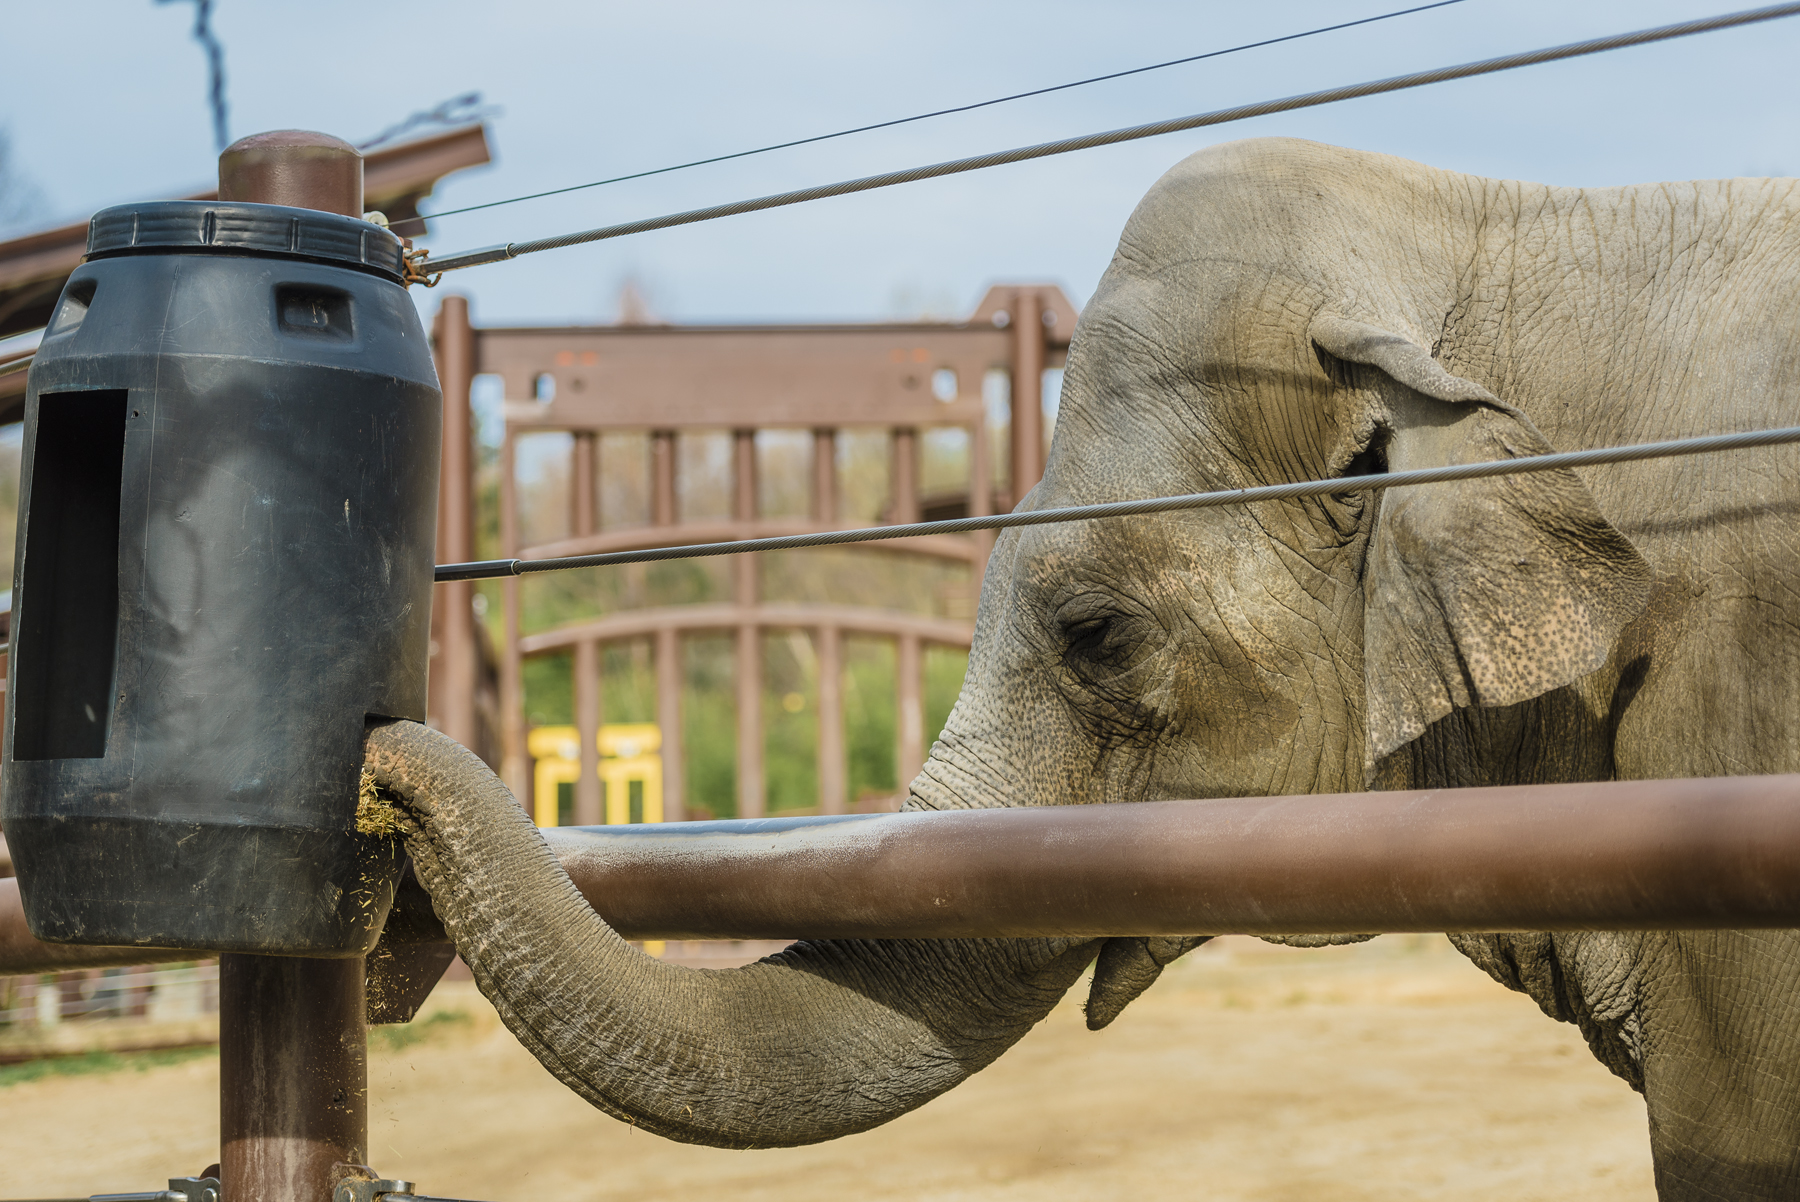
[356,767,407,838]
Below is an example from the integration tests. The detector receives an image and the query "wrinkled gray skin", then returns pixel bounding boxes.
[376,138,1800,1198]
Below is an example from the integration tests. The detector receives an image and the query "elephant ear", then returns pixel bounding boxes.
[1308,314,1652,778]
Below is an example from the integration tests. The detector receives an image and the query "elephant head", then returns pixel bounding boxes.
[371,138,1657,1150]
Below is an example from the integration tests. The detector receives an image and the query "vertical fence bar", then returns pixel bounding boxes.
[896,633,924,795]
[570,431,602,825]
[651,430,677,526]
[652,431,684,822]
[656,626,685,822]
[812,427,837,523]
[428,295,479,750]
[733,430,764,819]
[1010,288,1045,501]
[500,426,527,802]
[574,638,602,826]
[571,430,597,537]
[969,415,994,582]
[890,427,920,524]
[817,624,846,814]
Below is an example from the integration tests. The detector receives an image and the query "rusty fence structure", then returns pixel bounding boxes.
[427,284,1080,824]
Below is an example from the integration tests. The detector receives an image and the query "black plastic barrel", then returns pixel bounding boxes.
[1,201,440,955]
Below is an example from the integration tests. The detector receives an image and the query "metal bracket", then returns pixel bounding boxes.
[90,1179,219,1202]
[332,1180,415,1202]
[332,1171,497,1202]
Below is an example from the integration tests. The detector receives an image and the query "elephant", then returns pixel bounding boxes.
[366,136,1800,1200]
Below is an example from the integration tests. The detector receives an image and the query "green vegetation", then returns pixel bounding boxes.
[603,639,658,723]
[682,635,737,818]
[0,1043,214,1087]
[762,631,817,813]
[524,651,573,727]
[844,636,897,803]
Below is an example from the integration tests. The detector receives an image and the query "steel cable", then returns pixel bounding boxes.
[434,424,1800,582]
[420,3,1800,276]
[395,0,1470,231]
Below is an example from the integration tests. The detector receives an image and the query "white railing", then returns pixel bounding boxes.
[0,960,219,1029]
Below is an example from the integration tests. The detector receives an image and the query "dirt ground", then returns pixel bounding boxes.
[1,935,1655,1201]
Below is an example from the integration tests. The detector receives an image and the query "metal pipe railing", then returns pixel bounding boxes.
[541,774,1800,938]
[0,877,199,975]
[4,773,1799,977]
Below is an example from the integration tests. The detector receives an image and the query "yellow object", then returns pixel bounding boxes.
[526,725,583,828]
[599,723,663,826]
[526,722,664,827]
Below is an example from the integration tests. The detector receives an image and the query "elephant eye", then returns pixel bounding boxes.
[1059,610,1152,674]
[1065,616,1114,659]
[1342,434,1389,478]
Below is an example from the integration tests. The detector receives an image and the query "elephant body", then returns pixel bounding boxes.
[382,139,1800,1199]
[958,139,1800,1196]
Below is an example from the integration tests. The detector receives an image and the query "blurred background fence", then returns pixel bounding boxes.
[426,278,1081,824]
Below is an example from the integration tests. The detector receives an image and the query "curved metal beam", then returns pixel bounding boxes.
[517,602,973,656]
[518,519,982,564]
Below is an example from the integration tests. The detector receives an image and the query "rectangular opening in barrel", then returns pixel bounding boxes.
[12,389,129,760]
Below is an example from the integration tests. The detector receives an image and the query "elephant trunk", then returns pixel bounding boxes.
[363,719,1100,1149]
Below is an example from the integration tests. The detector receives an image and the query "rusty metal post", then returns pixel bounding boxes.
[890,427,920,524]
[650,430,678,526]
[808,429,846,816]
[1010,288,1045,501]
[218,129,362,213]
[811,427,837,523]
[732,430,764,819]
[569,432,602,824]
[651,430,683,821]
[220,955,367,1201]
[574,638,602,826]
[428,296,479,751]
[735,626,763,819]
[817,625,846,814]
[968,414,994,580]
[571,430,597,537]
[656,626,685,822]
[896,633,924,792]
[499,427,528,801]
[215,129,371,1202]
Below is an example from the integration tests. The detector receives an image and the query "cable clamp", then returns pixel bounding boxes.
[402,247,442,288]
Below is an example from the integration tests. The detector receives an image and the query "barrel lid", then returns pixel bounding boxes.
[85,200,405,283]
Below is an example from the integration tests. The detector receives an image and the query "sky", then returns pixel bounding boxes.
[2,1,1797,330]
